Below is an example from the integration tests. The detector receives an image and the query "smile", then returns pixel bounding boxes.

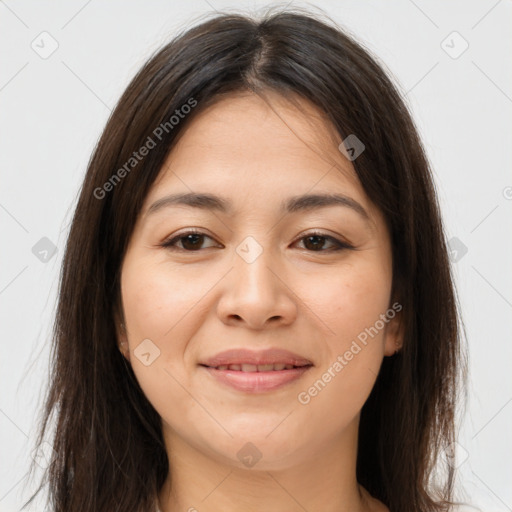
[208,363,306,371]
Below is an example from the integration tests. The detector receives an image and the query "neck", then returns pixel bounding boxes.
[158,417,379,512]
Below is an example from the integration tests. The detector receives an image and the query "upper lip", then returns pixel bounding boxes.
[200,348,313,368]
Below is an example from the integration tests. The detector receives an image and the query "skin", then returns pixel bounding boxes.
[117,90,402,512]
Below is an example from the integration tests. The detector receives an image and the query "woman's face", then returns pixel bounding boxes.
[118,91,402,470]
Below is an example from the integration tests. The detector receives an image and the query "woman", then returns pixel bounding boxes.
[25,7,467,512]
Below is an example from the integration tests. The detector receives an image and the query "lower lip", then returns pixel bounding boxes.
[202,365,312,392]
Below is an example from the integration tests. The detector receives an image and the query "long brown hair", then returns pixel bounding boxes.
[24,7,467,512]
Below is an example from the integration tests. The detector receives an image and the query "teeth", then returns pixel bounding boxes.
[214,363,302,371]
[241,364,258,372]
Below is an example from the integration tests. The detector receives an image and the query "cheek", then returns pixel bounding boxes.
[121,257,206,343]
[308,258,392,344]
[120,257,205,416]
[296,257,392,409]
[120,258,201,403]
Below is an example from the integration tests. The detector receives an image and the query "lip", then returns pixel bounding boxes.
[203,366,311,392]
[200,348,313,368]
[200,348,313,393]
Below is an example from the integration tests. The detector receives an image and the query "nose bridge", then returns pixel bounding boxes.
[217,234,296,328]
[232,234,278,302]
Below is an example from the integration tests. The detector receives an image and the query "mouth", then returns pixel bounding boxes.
[199,348,313,393]
[202,363,310,371]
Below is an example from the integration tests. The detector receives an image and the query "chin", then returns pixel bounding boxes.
[204,427,315,471]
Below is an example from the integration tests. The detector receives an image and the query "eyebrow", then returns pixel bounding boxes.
[145,192,370,221]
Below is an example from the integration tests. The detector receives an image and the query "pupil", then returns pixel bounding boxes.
[183,234,202,250]
[305,235,324,251]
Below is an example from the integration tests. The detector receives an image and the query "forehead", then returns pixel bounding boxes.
[144,91,375,221]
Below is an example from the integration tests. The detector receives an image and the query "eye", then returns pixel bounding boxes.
[293,231,354,252]
[161,229,353,253]
[161,229,221,251]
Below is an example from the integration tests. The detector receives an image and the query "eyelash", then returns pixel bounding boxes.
[160,229,354,253]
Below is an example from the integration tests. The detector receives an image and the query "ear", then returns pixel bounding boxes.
[114,309,131,362]
[118,325,131,362]
[383,301,404,357]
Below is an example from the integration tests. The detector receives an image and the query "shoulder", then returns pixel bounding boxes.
[359,486,482,512]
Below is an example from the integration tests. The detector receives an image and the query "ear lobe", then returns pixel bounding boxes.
[115,315,130,362]
[384,308,404,357]
[119,338,131,362]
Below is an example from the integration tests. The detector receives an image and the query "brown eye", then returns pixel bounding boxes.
[295,232,353,252]
[161,230,353,253]
[161,231,220,251]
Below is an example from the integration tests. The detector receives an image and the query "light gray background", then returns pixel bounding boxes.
[1,1,511,511]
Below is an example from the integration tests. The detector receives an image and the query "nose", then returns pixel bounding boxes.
[216,242,297,330]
